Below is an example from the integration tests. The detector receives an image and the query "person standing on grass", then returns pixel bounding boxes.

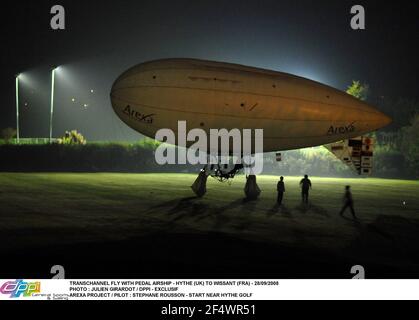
[300,174,312,204]
[277,176,285,205]
[340,185,357,220]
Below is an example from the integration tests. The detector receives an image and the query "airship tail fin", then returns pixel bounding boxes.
[325,136,374,176]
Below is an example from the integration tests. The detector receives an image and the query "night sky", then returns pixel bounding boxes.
[1,0,418,141]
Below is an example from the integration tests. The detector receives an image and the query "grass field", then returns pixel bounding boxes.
[0,173,418,278]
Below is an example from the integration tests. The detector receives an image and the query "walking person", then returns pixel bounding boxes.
[340,186,357,220]
[300,175,312,204]
[277,176,285,206]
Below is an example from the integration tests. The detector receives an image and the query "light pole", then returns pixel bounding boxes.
[15,74,20,144]
[49,67,59,143]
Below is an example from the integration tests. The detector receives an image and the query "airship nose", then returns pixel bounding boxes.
[355,99,393,132]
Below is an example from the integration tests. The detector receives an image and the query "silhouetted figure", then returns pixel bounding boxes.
[245,175,261,200]
[191,169,208,198]
[340,186,357,219]
[300,175,312,204]
[277,176,285,205]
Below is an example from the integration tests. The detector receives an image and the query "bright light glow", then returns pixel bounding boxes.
[90,89,94,93]
[293,70,322,83]
[49,67,59,142]
[15,75,20,143]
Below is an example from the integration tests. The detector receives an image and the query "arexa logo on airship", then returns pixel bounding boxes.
[154,121,264,175]
[0,280,41,298]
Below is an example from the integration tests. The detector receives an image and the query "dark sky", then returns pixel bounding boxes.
[1,0,418,141]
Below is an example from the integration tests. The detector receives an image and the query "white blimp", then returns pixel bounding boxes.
[110,59,392,198]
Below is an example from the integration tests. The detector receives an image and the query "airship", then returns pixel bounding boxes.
[110,58,392,198]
